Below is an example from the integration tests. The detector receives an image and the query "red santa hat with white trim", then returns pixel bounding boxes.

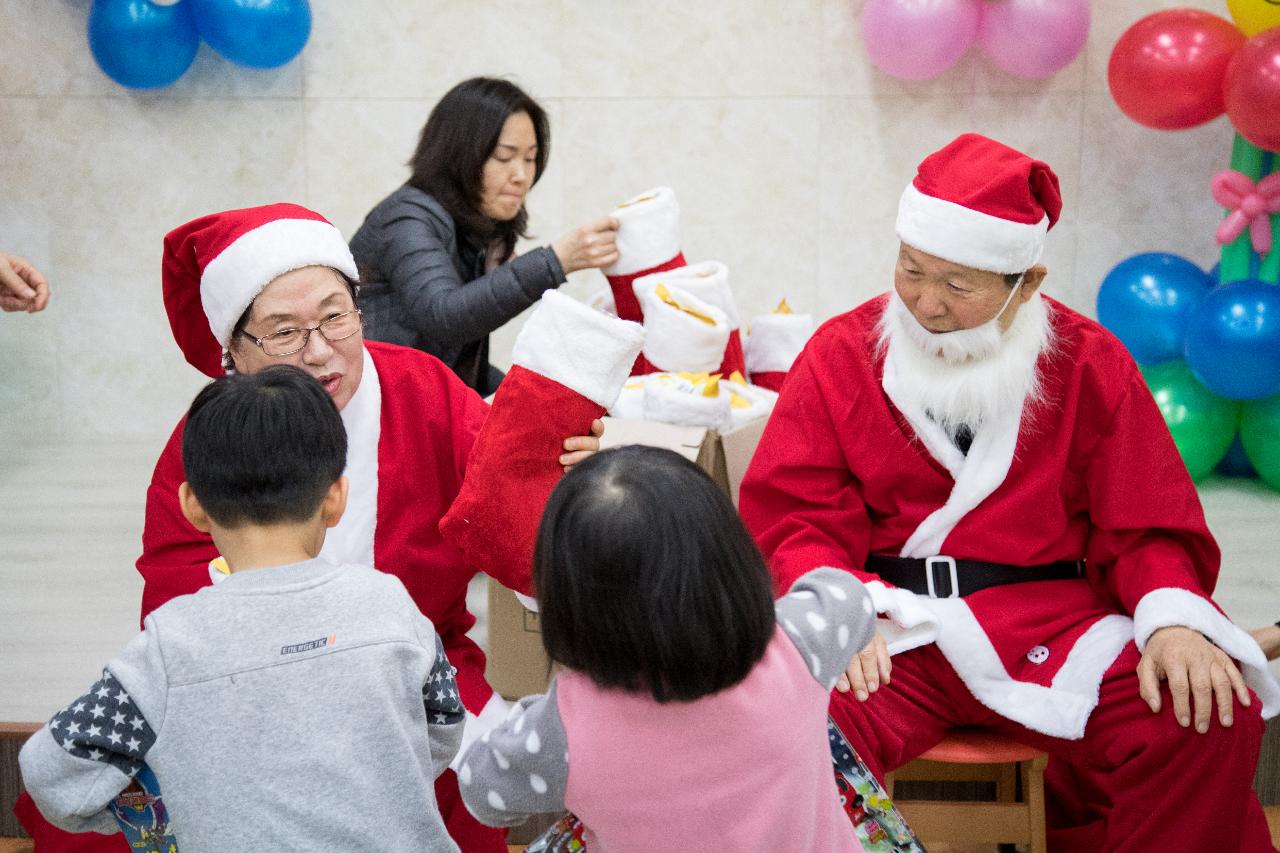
[161,203,359,377]
[896,133,1063,275]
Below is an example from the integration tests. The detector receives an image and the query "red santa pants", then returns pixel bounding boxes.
[830,642,1274,852]
[15,768,505,853]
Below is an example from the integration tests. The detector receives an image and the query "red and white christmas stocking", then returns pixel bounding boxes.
[440,291,644,596]
[643,372,731,429]
[635,260,745,378]
[745,300,815,392]
[603,186,686,325]
[633,278,731,375]
[721,374,779,429]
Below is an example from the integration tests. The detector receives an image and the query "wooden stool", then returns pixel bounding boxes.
[885,729,1047,853]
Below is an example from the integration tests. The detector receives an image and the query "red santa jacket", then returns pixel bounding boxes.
[136,341,494,712]
[740,294,1278,738]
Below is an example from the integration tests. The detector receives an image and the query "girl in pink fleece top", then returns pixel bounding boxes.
[458,445,875,851]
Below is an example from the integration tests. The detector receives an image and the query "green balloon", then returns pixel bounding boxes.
[1142,361,1241,481]
[1241,393,1280,492]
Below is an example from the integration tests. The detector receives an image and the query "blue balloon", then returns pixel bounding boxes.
[1215,434,1258,477]
[191,0,311,69]
[88,0,199,89]
[1184,279,1280,400]
[1097,253,1213,365]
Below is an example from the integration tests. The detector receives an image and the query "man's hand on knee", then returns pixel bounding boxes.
[836,632,892,701]
[1138,626,1251,733]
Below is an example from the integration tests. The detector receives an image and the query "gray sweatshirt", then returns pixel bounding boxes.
[20,558,463,852]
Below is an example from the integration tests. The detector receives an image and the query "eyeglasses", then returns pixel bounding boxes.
[239,310,362,357]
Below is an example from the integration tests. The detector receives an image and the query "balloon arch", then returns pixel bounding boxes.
[1097,4,1280,490]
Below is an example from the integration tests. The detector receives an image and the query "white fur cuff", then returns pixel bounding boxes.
[603,186,681,276]
[636,261,739,326]
[643,375,731,429]
[1133,587,1280,719]
[863,580,940,655]
[511,290,645,410]
[745,313,814,374]
[635,280,730,373]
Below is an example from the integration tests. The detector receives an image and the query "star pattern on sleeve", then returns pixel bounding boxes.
[423,634,465,725]
[47,669,155,776]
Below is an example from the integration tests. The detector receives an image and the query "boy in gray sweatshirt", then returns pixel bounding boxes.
[20,365,463,852]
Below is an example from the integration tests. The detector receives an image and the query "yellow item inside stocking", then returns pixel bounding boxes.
[773,298,793,314]
[655,284,717,326]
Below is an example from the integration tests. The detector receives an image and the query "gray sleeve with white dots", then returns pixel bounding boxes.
[776,567,877,691]
[457,680,569,828]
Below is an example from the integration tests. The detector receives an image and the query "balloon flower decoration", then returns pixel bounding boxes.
[861,0,1090,81]
[88,0,311,90]
[1097,3,1280,490]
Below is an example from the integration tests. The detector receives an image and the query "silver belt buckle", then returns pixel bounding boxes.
[925,555,960,599]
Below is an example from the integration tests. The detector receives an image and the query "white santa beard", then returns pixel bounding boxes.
[879,291,1052,436]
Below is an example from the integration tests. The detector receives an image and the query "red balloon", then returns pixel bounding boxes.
[1225,28,1280,153]
[1108,9,1245,130]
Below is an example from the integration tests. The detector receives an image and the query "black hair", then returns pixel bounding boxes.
[1003,272,1022,287]
[407,76,550,261]
[533,445,776,703]
[222,269,360,373]
[181,365,347,528]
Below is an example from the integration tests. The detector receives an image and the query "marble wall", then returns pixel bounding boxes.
[0,0,1235,441]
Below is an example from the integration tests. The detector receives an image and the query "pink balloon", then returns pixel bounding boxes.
[977,0,1090,79]
[862,0,982,81]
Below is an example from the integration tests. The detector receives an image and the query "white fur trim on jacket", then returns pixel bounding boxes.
[896,183,1048,275]
[635,280,731,373]
[643,374,730,429]
[866,576,1137,739]
[745,313,815,374]
[318,347,380,569]
[881,294,1049,555]
[882,336,1024,556]
[201,218,358,346]
[603,187,681,277]
[930,600,1136,739]
[863,580,940,655]
[512,290,645,410]
[1134,587,1280,719]
[636,261,739,326]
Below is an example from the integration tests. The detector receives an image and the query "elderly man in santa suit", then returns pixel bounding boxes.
[740,133,1280,851]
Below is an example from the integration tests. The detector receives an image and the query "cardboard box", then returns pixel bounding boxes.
[484,413,771,701]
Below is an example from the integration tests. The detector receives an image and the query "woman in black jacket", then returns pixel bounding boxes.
[351,77,619,395]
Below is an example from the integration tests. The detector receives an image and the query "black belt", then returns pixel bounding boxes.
[866,554,1084,599]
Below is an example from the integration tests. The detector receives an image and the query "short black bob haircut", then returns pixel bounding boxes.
[181,365,347,529]
[407,76,550,262]
[533,445,776,703]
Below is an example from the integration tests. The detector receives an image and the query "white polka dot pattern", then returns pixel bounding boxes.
[776,568,877,696]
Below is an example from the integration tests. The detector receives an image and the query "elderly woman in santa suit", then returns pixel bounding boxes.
[740,134,1280,851]
[16,203,596,853]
